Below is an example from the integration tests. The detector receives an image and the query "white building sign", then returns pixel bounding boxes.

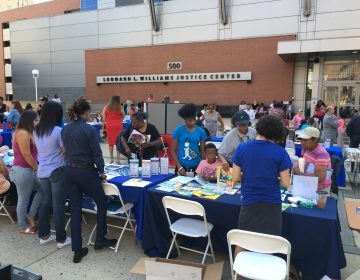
[167,62,182,70]
[96,72,252,84]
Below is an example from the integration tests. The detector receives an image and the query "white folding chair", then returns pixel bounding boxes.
[162,196,215,264]
[227,229,291,280]
[0,193,15,224]
[64,199,87,231]
[87,182,136,253]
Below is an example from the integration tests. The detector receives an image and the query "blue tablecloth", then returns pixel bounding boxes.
[1,130,12,148]
[209,136,224,142]
[142,188,346,280]
[108,173,175,240]
[123,120,131,130]
[90,123,101,141]
[295,145,345,187]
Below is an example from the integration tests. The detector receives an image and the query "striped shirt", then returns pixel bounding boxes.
[303,144,331,189]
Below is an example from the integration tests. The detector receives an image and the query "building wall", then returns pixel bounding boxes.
[86,37,294,105]
[5,0,360,103]
[0,0,33,12]
[0,0,80,99]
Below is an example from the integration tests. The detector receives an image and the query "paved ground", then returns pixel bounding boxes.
[1,129,360,279]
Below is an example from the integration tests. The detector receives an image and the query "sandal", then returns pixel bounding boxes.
[20,227,37,234]
[26,214,36,229]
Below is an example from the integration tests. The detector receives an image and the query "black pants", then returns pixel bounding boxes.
[65,166,107,252]
[238,202,282,236]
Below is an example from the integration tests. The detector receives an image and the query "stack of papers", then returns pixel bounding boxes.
[155,175,241,199]
[122,178,152,188]
[104,164,130,179]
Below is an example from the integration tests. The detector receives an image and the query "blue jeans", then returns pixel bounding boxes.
[38,167,68,242]
[9,166,41,229]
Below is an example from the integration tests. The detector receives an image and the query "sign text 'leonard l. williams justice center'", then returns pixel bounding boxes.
[96,72,252,84]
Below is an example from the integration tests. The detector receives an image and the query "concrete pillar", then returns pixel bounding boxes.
[310,61,321,116]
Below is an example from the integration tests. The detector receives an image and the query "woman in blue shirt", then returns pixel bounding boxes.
[7,100,23,130]
[232,115,291,241]
[34,101,71,249]
[171,103,207,176]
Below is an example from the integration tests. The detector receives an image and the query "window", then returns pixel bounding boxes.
[323,61,360,81]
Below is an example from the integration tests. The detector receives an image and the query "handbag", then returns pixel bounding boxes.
[0,173,10,194]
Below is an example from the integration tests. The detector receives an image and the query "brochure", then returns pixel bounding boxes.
[192,189,220,200]
[217,166,235,187]
[128,129,147,146]
[122,178,151,188]
[169,176,195,185]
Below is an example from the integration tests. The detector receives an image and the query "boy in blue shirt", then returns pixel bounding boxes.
[171,103,207,176]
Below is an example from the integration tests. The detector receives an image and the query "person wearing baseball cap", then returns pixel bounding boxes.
[294,127,332,193]
[218,110,257,167]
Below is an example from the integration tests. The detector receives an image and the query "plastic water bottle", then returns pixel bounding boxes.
[2,121,6,131]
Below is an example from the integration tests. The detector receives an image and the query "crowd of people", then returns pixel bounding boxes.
[1,93,360,266]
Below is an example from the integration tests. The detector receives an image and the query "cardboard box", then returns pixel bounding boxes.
[0,264,42,280]
[130,258,223,280]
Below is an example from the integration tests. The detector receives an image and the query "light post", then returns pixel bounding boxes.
[32,69,39,102]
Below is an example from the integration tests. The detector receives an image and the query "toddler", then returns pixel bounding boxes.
[196,143,221,182]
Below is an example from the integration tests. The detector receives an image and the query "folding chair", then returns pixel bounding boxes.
[87,182,135,253]
[64,199,87,231]
[227,229,291,280]
[0,192,15,224]
[162,196,215,264]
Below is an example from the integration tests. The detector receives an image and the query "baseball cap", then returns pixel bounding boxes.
[39,96,49,102]
[297,127,320,139]
[234,111,250,126]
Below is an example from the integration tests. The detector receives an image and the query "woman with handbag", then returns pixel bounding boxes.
[9,110,41,234]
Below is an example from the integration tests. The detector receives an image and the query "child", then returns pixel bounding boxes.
[196,143,221,182]
[171,103,207,176]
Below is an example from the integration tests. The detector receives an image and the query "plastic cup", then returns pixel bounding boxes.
[316,190,328,209]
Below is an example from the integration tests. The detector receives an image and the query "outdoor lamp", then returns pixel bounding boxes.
[32,69,39,101]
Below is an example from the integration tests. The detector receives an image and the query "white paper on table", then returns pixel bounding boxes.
[122,178,151,188]
[169,176,194,185]
[292,175,318,200]
[156,185,176,192]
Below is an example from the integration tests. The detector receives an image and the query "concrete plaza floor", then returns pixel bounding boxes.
[1,141,360,279]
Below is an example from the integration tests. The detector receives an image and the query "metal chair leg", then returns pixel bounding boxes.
[166,233,177,259]
[87,224,97,245]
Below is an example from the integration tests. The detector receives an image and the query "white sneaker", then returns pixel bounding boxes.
[40,234,56,245]
[57,236,71,249]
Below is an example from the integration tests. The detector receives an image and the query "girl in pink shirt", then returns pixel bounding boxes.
[196,143,222,182]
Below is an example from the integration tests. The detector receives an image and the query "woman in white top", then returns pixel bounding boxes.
[200,102,224,137]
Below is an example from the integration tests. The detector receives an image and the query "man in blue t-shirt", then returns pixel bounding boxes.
[171,103,207,176]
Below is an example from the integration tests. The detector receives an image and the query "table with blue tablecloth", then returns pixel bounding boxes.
[89,122,101,141]
[108,173,175,240]
[0,129,12,148]
[295,145,345,187]
[209,136,224,142]
[142,187,346,280]
[123,119,131,130]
